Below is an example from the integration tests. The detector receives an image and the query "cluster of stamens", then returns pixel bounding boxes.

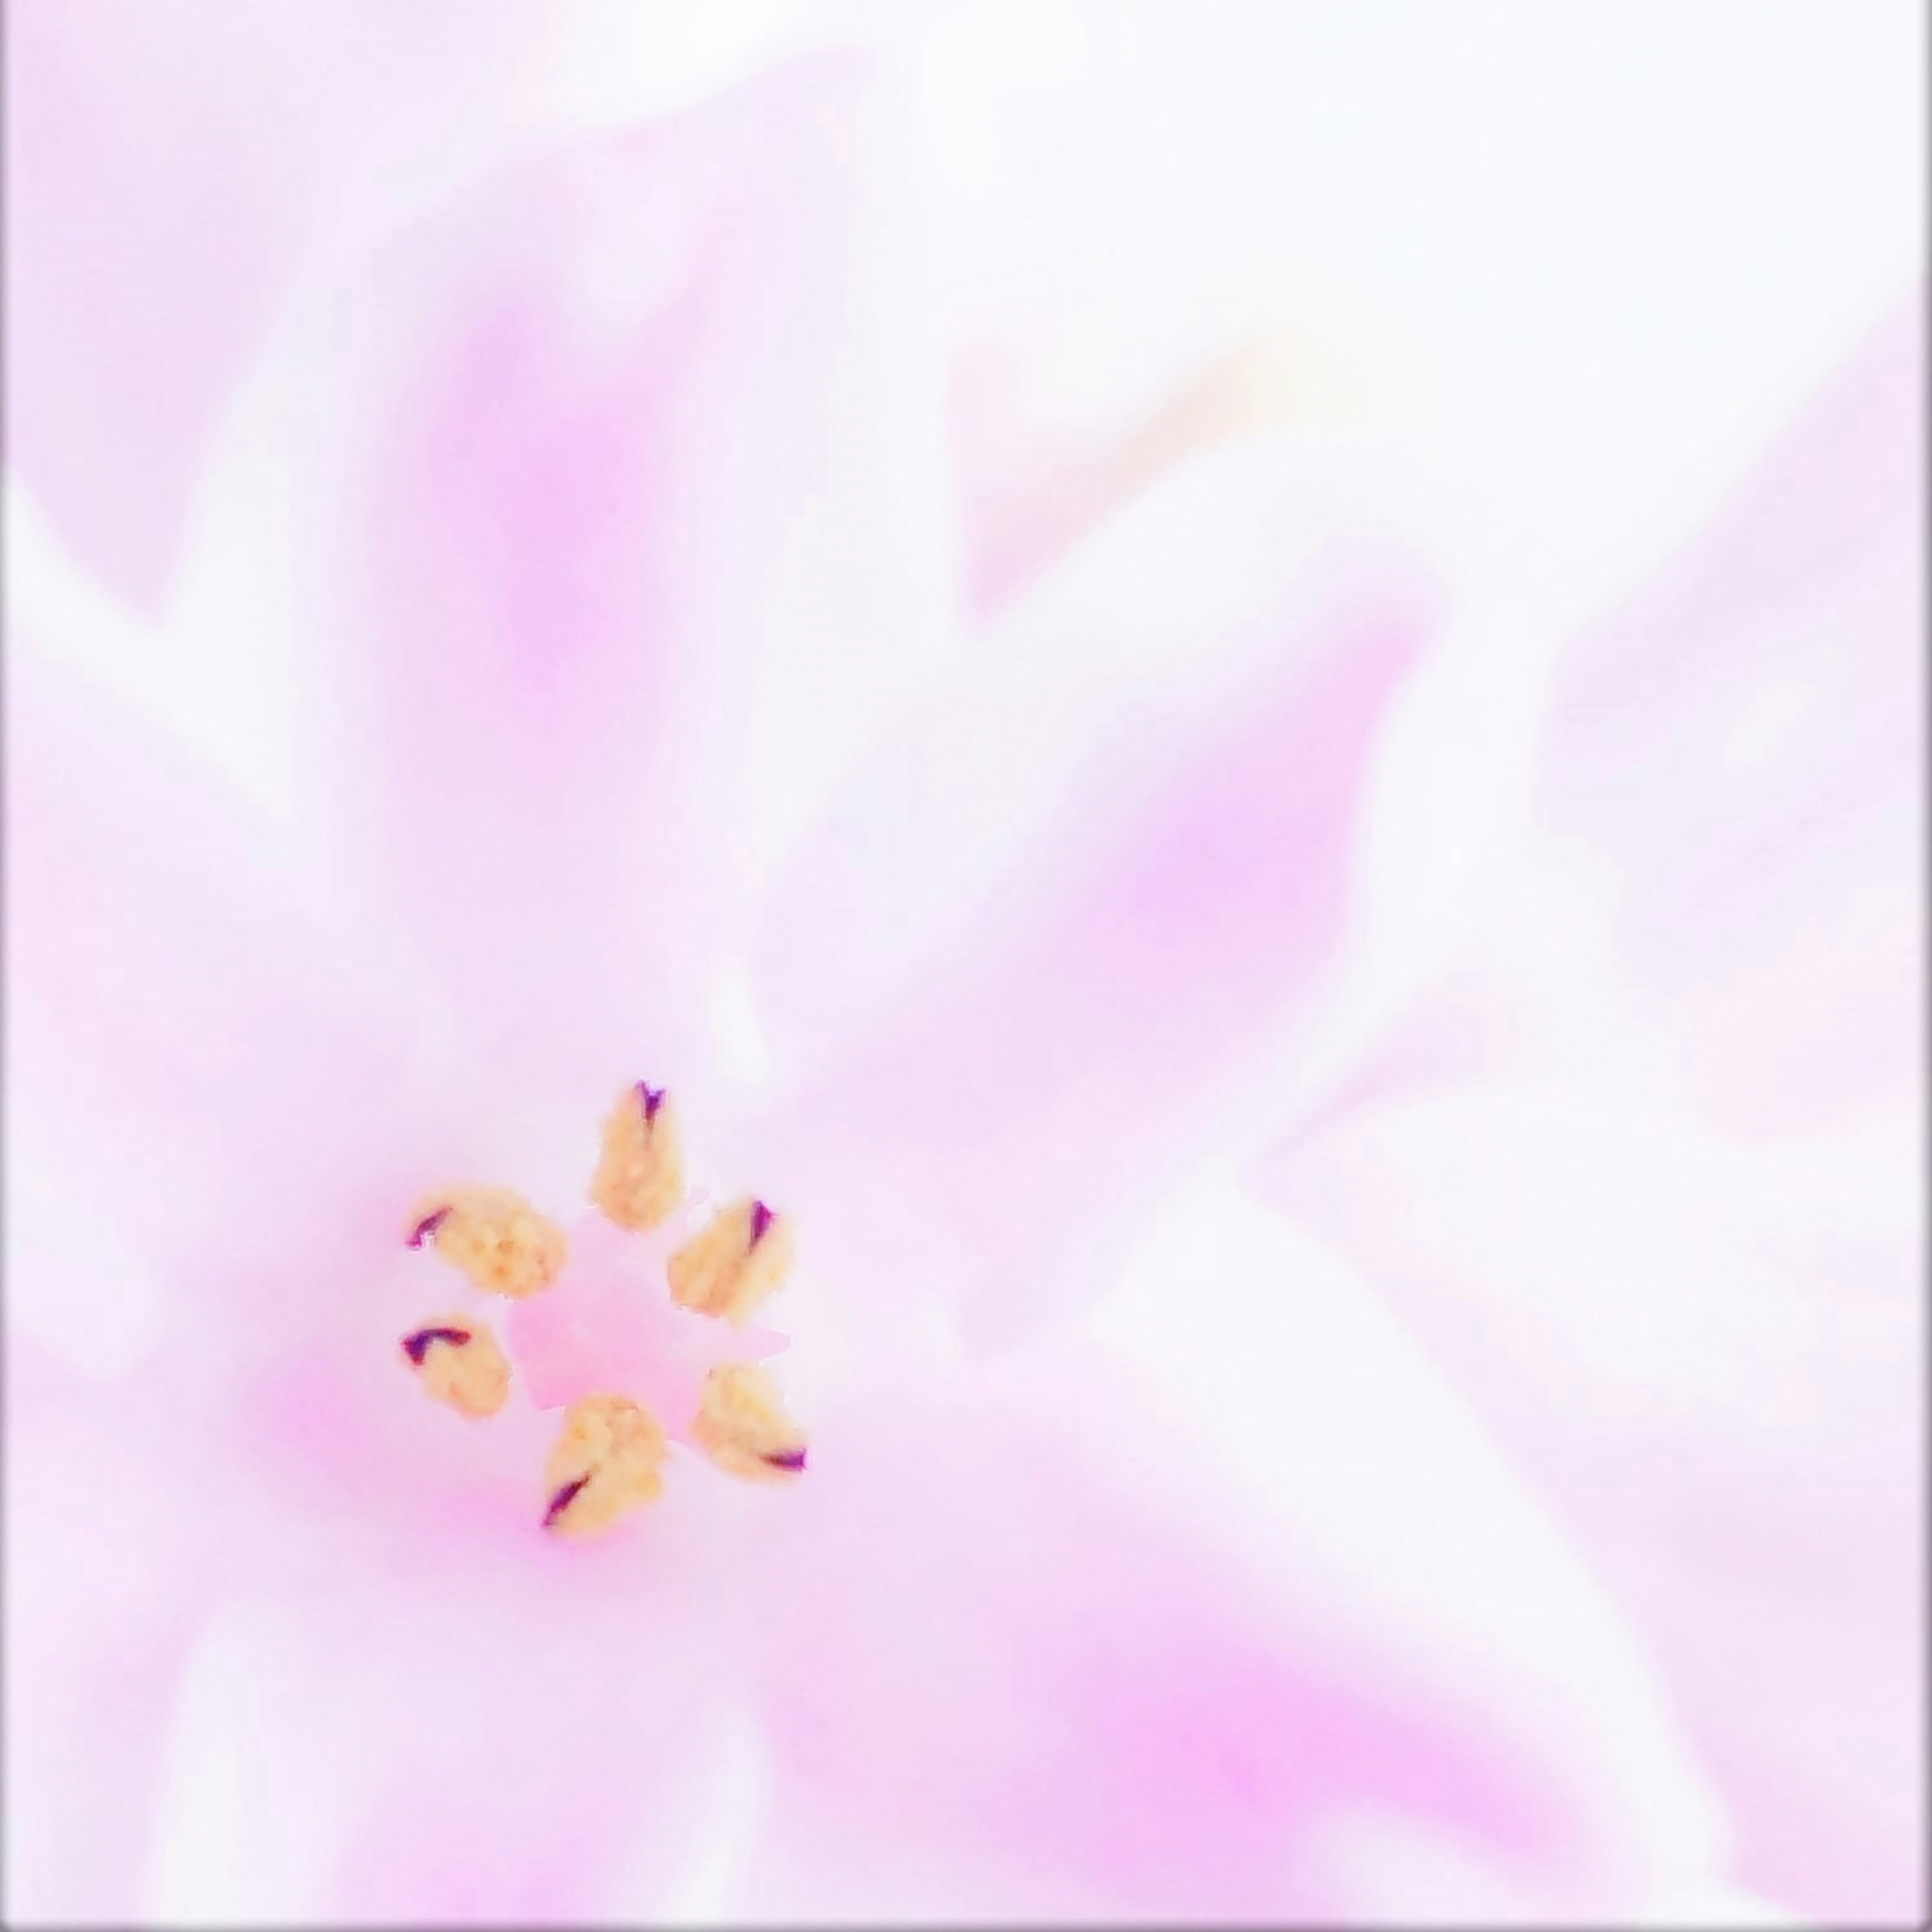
[396,1080,806,1535]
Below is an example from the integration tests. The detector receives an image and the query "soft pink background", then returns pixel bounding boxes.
[6,4,1923,1925]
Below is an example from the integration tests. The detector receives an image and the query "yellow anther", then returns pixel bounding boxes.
[540,1393,666,1536]
[691,1362,808,1482]
[398,1314,511,1418]
[408,1186,566,1300]
[589,1081,685,1232]
[666,1196,794,1325]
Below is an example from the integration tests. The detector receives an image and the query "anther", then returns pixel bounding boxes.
[407,1186,567,1299]
[691,1362,809,1482]
[667,1196,794,1325]
[589,1081,686,1232]
[399,1314,511,1417]
[540,1393,667,1536]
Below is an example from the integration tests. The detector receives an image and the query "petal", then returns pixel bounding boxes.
[13,1217,761,1922]
[138,1561,728,1924]
[175,54,951,1115]
[5,0,539,611]
[1260,1088,1921,1923]
[4,637,466,1374]
[956,324,1378,617]
[1233,307,1926,1924]
[748,433,1443,1341]
[1407,298,1920,1142]
[742,1185,1731,1920]
[5,1371,217,1924]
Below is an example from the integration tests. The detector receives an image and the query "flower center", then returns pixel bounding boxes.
[396,1081,804,1534]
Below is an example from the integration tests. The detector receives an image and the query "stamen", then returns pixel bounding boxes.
[589,1080,685,1232]
[692,1362,809,1482]
[408,1186,567,1299]
[540,1393,667,1536]
[667,1196,795,1325]
[399,1313,511,1417]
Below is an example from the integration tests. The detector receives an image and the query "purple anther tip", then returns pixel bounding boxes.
[401,1325,471,1366]
[543,1474,592,1529]
[763,1446,808,1472]
[748,1199,775,1247]
[407,1205,452,1249]
[636,1081,665,1124]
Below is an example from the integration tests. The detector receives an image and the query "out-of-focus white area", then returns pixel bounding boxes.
[536,0,1923,631]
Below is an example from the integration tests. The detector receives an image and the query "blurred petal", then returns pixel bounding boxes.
[5,1375,213,1923]
[1353,299,1920,1143]
[956,325,1376,615]
[3,639,466,1377]
[749,434,1443,1341]
[4,0,538,611]
[1259,1089,1921,1923]
[743,1185,1731,1921]
[139,1548,728,1924]
[15,1312,745,1924]
[1234,300,1925,1925]
[175,55,948,1116]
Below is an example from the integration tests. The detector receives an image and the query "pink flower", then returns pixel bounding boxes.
[8,18,1914,1929]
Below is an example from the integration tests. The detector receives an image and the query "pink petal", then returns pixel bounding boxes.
[745,1237,1726,1921]
[7,1366,218,1923]
[14,1222,752,1921]
[749,436,1443,1342]
[118,1397,726,1920]
[5,643,468,1365]
[5,0,538,611]
[1260,1089,1921,1924]
[180,56,923,1113]
[1512,297,1917,1139]
[1235,308,1925,1924]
